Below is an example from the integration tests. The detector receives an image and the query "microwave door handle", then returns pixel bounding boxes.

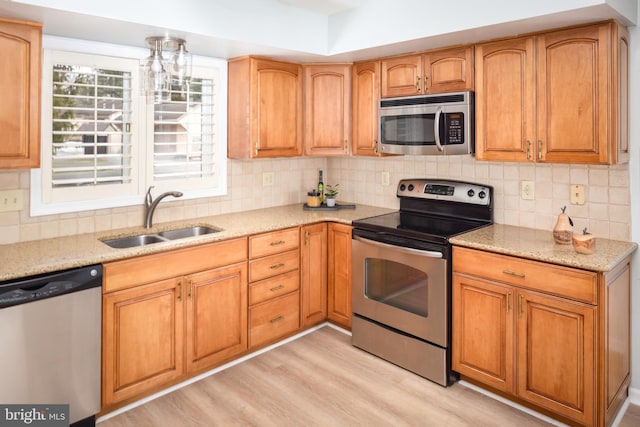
[353,235,443,258]
[434,107,444,152]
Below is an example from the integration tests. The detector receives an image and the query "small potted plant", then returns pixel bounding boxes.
[324,184,339,207]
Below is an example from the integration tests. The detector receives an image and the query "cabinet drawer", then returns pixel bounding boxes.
[453,247,597,304]
[249,291,300,348]
[249,269,300,305]
[249,249,300,282]
[249,228,300,258]
[104,238,248,293]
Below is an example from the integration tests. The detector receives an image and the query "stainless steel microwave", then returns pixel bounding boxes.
[378,91,474,156]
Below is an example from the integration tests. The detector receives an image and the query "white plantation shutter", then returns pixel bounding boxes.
[152,76,215,181]
[51,65,133,187]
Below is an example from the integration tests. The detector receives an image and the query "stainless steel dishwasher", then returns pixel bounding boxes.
[0,264,102,427]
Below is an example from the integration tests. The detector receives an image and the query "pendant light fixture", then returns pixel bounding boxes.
[141,36,192,103]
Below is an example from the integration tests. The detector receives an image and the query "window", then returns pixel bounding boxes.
[31,42,227,216]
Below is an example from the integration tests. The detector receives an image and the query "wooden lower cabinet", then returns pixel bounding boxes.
[185,264,248,372]
[300,223,328,327]
[102,278,185,407]
[102,239,248,408]
[328,223,352,328]
[452,246,631,426]
[248,227,301,348]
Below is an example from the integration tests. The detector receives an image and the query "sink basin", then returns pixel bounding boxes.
[102,234,167,249]
[158,225,220,240]
[101,225,221,248]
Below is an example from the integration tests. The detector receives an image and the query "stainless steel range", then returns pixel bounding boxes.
[351,178,493,386]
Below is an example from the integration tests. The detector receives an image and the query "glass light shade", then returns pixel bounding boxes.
[172,43,192,88]
[142,36,190,103]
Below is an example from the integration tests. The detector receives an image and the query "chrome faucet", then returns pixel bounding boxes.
[144,186,183,228]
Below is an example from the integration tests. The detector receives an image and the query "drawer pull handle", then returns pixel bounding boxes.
[270,240,286,246]
[270,284,285,292]
[502,269,525,278]
[270,263,285,270]
[270,315,285,324]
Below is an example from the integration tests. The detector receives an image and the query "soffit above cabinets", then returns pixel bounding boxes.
[0,0,636,62]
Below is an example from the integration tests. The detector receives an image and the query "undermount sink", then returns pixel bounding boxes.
[101,225,221,249]
[101,234,167,249]
[158,225,220,240]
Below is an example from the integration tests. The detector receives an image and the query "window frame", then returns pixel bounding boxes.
[31,36,227,216]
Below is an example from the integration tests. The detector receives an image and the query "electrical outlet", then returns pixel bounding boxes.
[381,171,390,186]
[262,172,274,187]
[570,184,585,205]
[521,181,535,200]
[0,189,24,212]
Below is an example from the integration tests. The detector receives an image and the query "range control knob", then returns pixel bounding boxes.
[467,189,475,198]
[408,184,414,191]
[399,184,406,191]
[478,190,487,199]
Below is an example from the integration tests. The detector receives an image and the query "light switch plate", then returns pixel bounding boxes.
[570,184,585,205]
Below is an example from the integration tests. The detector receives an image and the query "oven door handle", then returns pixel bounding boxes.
[353,236,443,258]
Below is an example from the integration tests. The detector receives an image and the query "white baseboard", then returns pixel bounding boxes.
[629,386,640,405]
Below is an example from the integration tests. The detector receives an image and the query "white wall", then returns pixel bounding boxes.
[627,4,640,396]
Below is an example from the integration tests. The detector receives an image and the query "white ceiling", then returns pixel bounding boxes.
[0,0,636,62]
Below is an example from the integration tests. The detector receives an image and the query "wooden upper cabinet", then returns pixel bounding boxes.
[303,63,352,156]
[476,21,629,164]
[381,46,473,98]
[228,57,302,159]
[0,18,42,169]
[475,37,535,162]
[352,61,381,156]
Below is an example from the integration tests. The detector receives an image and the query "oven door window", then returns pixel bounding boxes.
[364,258,428,317]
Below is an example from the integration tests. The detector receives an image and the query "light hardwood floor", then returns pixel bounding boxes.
[99,326,636,426]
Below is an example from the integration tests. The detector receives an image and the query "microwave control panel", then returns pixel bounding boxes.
[444,113,464,145]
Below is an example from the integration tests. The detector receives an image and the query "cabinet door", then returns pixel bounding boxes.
[303,64,351,156]
[352,61,380,156]
[185,262,248,372]
[452,273,515,393]
[102,278,184,406]
[516,289,595,426]
[475,37,535,162]
[381,54,422,98]
[423,47,473,94]
[228,57,302,159]
[300,223,327,327]
[0,18,41,169]
[327,223,352,328]
[536,24,611,164]
[254,58,302,157]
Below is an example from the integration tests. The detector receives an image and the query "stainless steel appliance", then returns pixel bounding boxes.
[0,265,102,426]
[352,179,492,386]
[378,91,474,156]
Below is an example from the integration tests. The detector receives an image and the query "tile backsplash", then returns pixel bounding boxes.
[0,155,630,244]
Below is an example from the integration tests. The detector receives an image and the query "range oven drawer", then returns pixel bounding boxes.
[352,315,451,386]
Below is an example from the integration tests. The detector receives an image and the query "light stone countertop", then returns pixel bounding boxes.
[450,224,638,272]
[0,203,394,282]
